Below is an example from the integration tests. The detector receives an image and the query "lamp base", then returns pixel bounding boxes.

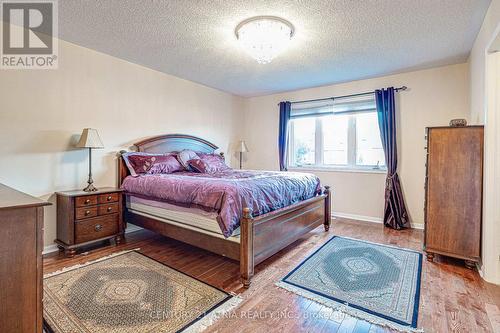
[83,183,98,192]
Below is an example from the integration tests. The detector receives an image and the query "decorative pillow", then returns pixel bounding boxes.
[177,150,200,170]
[147,155,184,174]
[188,153,231,174]
[123,152,182,176]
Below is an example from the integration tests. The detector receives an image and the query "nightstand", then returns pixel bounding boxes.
[55,187,125,257]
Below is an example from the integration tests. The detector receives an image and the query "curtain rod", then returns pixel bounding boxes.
[279,86,408,106]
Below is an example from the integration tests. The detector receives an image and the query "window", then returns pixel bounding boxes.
[322,114,348,165]
[355,112,385,167]
[288,95,386,171]
[290,117,316,165]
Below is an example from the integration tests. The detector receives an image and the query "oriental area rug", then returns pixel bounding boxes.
[277,236,423,332]
[43,250,240,333]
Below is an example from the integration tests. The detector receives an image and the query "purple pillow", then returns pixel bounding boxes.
[188,154,230,174]
[177,150,200,170]
[123,152,182,176]
[147,155,184,174]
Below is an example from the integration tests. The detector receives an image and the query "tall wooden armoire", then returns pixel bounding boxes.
[424,126,483,269]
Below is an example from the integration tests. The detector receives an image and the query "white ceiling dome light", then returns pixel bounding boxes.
[235,16,295,64]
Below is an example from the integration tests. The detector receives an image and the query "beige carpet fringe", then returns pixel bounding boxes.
[182,295,243,333]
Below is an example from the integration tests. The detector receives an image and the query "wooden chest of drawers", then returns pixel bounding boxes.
[0,184,50,333]
[55,187,124,257]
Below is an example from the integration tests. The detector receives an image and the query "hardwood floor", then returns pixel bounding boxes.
[43,218,500,333]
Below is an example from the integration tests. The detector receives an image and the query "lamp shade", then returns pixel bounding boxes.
[236,140,249,153]
[75,128,104,148]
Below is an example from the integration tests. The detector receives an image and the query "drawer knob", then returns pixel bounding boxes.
[85,210,91,216]
[107,196,112,201]
[107,206,113,212]
[94,224,102,231]
[85,199,90,204]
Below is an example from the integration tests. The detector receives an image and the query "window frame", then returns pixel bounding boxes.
[287,109,387,173]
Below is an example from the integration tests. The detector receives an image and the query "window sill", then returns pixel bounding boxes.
[288,166,387,175]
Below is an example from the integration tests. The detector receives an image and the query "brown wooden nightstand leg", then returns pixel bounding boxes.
[115,235,123,245]
[65,248,77,258]
[464,260,476,270]
[426,252,434,262]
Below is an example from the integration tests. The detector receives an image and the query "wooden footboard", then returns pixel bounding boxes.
[240,186,331,287]
[124,186,331,288]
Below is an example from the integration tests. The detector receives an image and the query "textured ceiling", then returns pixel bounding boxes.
[59,0,490,97]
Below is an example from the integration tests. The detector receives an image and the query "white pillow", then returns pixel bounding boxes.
[177,150,200,170]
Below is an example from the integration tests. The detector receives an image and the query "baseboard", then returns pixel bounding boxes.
[477,263,484,278]
[125,223,143,234]
[333,212,383,224]
[411,223,424,230]
[42,223,144,255]
[333,212,424,230]
[476,263,500,284]
[42,244,59,255]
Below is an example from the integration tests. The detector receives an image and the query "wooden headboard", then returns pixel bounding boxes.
[118,134,221,186]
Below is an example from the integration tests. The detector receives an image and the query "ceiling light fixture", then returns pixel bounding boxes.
[235,16,294,64]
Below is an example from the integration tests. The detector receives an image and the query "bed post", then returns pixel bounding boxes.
[324,186,331,231]
[117,150,129,187]
[240,207,254,288]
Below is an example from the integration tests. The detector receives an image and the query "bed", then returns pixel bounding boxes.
[118,134,331,287]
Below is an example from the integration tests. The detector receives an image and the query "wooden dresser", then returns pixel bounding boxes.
[55,187,124,257]
[0,184,50,333]
[424,126,483,268]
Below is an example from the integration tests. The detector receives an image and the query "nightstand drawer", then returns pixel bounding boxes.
[75,206,98,219]
[75,214,119,244]
[75,195,98,207]
[98,193,119,204]
[98,203,119,215]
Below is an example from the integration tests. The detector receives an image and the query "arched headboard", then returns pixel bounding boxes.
[134,134,218,154]
[118,134,221,186]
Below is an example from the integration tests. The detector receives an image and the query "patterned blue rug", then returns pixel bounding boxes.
[277,236,422,332]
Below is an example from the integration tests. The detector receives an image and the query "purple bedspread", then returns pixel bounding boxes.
[121,169,321,237]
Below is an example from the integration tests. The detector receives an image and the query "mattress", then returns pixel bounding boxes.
[121,169,321,238]
[125,195,241,238]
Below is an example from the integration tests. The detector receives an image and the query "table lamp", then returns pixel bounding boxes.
[236,140,249,169]
[76,128,104,192]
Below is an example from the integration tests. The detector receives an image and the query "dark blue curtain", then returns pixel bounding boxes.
[375,87,410,229]
[278,101,291,171]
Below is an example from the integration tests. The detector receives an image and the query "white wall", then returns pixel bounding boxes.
[0,39,243,248]
[242,63,470,228]
[482,51,500,284]
[469,0,500,284]
[470,0,500,124]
